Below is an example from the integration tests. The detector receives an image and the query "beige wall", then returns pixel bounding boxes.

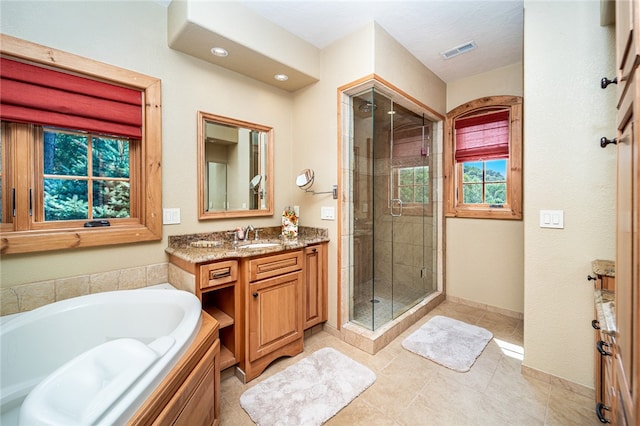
[523,1,616,388]
[0,1,297,287]
[445,62,525,314]
[287,23,378,327]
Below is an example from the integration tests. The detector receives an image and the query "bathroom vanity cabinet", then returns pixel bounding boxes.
[244,250,305,382]
[167,235,328,382]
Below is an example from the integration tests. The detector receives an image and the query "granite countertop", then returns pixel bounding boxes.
[166,226,329,264]
[594,289,616,336]
[592,259,615,277]
[591,259,616,335]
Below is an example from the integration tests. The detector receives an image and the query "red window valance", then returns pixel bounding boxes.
[454,109,509,162]
[0,57,142,139]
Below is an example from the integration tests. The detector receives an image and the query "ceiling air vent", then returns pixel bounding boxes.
[440,40,477,60]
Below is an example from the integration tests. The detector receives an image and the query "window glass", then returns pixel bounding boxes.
[396,165,429,205]
[42,128,131,222]
[43,130,88,176]
[462,159,507,205]
[485,159,507,204]
[93,137,130,178]
[92,180,130,219]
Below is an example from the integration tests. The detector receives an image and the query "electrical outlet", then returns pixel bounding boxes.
[163,208,181,225]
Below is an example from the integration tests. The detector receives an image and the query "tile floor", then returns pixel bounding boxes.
[220,300,600,425]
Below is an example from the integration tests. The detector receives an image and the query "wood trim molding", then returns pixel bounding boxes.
[0,34,163,254]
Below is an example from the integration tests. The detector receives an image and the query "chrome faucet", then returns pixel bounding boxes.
[244,225,254,241]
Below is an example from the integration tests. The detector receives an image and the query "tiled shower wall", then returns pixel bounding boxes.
[0,262,169,316]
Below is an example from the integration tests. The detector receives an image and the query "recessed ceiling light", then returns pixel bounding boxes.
[440,40,477,60]
[274,74,289,81]
[210,47,228,57]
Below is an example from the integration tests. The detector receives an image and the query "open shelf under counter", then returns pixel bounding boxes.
[204,305,234,329]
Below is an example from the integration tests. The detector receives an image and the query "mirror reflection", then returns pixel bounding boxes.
[197,112,273,219]
[296,169,314,190]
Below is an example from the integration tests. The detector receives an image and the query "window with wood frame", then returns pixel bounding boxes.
[0,34,162,254]
[444,96,522,220]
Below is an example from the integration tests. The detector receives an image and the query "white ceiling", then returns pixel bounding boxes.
[239,0,524,83]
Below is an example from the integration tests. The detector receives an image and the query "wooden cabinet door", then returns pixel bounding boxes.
[615,111,636,425]
[612,3,639,424]
[171,340,220,426]
[303,244,327,329]
[247,270,303,362]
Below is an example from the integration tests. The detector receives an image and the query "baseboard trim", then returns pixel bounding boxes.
[445,295,524,320]
[521,364,595,399]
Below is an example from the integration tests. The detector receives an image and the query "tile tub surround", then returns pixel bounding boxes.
[166,226,329,264]
[0,263,169,316]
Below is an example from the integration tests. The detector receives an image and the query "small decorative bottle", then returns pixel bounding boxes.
[281,206,298,240]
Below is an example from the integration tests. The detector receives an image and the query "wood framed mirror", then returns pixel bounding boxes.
[197,112,274,219]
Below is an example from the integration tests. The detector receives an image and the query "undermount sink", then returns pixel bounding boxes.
[237,243,280,249]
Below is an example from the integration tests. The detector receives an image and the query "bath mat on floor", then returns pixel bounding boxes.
[402,315,493,372]
[239,347,376,426]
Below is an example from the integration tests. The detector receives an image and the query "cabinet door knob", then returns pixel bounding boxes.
[592,320,601,330]
[600,137,617,148]
[595,402,611,423]
[596,340,612,356]
[253,292,258,298]
[600,76,617,89]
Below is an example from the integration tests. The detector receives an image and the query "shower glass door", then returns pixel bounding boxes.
[350,87,436,330]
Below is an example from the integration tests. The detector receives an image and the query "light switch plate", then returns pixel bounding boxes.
[163,208,181,225]
[320,206,335,220]
[539,209,563,229]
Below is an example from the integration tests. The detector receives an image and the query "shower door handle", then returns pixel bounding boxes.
[390,199,403,217]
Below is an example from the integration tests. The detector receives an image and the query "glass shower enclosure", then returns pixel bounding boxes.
[349,87,438,330]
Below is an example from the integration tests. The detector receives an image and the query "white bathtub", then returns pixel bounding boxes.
[0,285,202,425]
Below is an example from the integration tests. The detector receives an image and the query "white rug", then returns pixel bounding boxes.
[240,347,376,426]
[402,315,493,372]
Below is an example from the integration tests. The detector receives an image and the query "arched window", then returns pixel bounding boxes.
[444,96,522,219]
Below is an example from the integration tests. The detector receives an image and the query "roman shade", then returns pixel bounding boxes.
[393,127,427,159]
[0,57,142,139]
[454,109,509,162]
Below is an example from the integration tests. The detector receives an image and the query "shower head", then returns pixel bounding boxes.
[358,101,377,113]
